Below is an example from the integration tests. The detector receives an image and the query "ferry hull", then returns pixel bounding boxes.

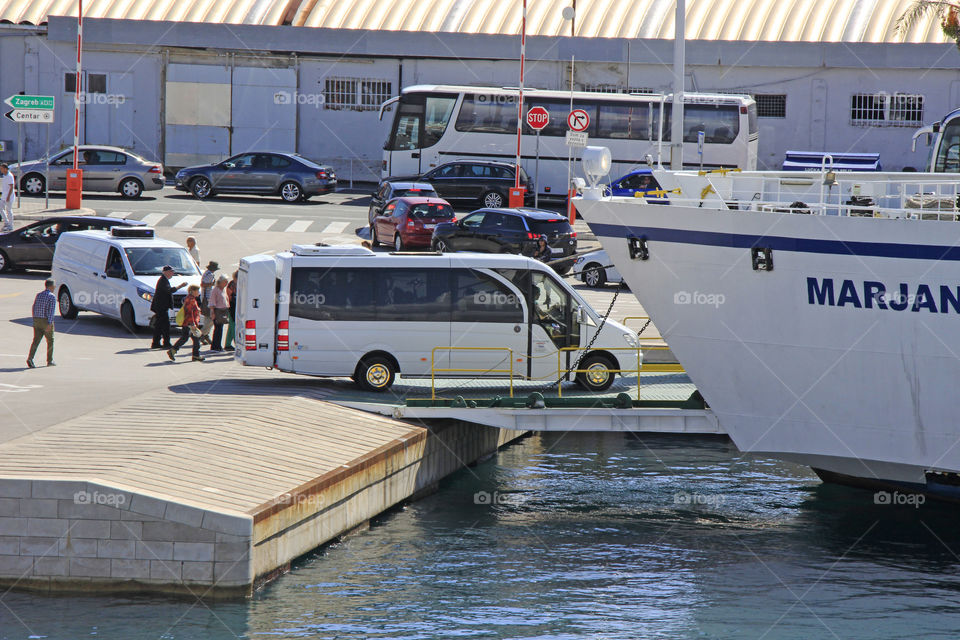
[579,197,960,488]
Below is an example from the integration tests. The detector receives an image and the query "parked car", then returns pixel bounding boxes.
[605,169,667,202]
[573,249,622,288]
[174,152,336,202]
[386,160,533,209]
[370,196,455,251]
[0,216,145,272]
[431,207,576,273]
[14,146,164,199]
[368,181,437,223]
[52,226,202,330]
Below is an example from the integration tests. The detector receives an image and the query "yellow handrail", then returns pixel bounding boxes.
[430,346,515,400]
[698,167,742,177]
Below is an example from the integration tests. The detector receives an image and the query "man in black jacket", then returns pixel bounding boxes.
[150,265,186,349]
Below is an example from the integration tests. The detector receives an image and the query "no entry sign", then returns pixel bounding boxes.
[527,106,549,131]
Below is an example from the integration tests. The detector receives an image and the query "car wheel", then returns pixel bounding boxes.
[120,301,138,332]
[280,181,302,203]
[58,286,78,319]
[435,239,450,253]
[119,178,143,199]
[482,190,504,208]
[575,353,616,392]
[191,177,213,200]
[394,233,405,251]
[583,263,606,288]
[21,173,45,196]
[370,224,380,247]
[355,356,396,391]
[0,250,10,273]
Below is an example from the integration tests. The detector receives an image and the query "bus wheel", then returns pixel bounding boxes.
[575,353,615,392]
[356,356,396,391]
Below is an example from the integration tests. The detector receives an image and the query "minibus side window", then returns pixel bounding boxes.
[452,269,523,323]
[375,269,450,322]
[290,267,376,321]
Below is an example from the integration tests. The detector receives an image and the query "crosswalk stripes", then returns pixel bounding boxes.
[248,218,277,232]
[284,220,312,233]
[321,221,350,234]
[140,213,167,227]
[108,211,132,219]
[173,214,204,229]
[211,216,241,230]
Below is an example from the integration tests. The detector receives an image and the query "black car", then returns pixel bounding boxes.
[368,181,438,223]
[431,208,576,273]
[174,152,336,202]
[0,216,146,272]
[386,160,534,209]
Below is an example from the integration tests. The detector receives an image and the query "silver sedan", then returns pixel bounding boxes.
[14,145,165,199]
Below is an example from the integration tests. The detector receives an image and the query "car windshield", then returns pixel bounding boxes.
[398,187,437,198]
[124,247,199,276]
[409,203,454,219]
[528,219,572,235]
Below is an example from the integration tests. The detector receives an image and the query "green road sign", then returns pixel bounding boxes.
[4,95,54,110]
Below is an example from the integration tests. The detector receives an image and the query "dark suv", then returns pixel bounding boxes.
[386,160,533,209]
[431,208,576,273]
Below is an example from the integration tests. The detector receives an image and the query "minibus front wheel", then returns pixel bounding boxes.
[575,353,616,392]
[356,355,397,391]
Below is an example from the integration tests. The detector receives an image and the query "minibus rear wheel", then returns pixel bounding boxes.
[575,353,615,392]
[356,356,396,391]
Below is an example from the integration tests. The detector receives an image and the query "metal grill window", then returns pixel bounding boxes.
[754,94,786,118]
[851,93,924,127]
[323,77,392,111]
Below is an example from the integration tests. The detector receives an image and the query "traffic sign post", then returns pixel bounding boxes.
[5,94,55,208]
[566,108,590,224]
[527,106,549,208]
[567,109,590,132]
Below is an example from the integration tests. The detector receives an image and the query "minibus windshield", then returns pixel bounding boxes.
[124,247,200,276]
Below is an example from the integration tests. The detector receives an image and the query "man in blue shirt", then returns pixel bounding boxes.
[27,279,56,368]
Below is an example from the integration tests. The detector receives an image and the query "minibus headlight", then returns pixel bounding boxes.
[623,332,638,348]
[137,287,154,302]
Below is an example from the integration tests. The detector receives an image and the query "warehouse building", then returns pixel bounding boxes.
[0,0,956,179]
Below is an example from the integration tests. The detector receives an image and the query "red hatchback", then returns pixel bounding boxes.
[370,197,456,251]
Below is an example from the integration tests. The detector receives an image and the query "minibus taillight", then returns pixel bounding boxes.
[244,320,257,351]
[277,320,289,351]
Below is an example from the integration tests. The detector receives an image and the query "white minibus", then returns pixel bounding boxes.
[236,245,640,392]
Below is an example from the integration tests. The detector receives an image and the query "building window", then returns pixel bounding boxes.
[64,72,77,93]
[851,93,924,127]
[323,77,392,111]
[754,94,786,118]
[88,74,107,94]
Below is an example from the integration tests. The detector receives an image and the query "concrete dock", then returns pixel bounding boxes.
[0,373,525,597]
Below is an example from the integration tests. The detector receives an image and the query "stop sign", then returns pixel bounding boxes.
[527,106,549,131]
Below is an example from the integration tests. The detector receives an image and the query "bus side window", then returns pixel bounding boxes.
[452,269,523,323]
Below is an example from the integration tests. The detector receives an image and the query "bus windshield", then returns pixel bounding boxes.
[386,93,457,151]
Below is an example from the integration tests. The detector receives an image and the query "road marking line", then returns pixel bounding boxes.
[321,221,350,234]
[0,292,23,299]
[141,213,167,226]
[174,215,204,229]
[285,220,312,233]
[109,211,132,219]
[211,216,241,230]
[249,218,277,232]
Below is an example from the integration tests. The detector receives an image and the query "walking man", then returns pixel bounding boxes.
[199,260,218,345]
[27,279,56,368]
[150,265,185,349]
[0,163,14,232]
[167,284,204,362]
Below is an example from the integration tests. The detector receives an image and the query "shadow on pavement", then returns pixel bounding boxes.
[167,376,337,397]
[8,315,144,340]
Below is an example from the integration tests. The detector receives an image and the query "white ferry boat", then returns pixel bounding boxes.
[576,164,960,497]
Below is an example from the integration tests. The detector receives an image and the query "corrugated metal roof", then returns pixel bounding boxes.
[0,0,951,44]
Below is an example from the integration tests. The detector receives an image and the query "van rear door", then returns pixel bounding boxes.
[237,254,278,365]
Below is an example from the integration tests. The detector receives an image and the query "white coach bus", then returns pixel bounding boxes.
[236,245,639,392]
[380,85,758,195]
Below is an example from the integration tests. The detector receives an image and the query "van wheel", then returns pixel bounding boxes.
[482,190,504,208]
[119,178,143,199]
[58,286,78,319]
[583,263,606,287]
[575,353,616,392]
[356,357,396,392]
[120,301,139,332]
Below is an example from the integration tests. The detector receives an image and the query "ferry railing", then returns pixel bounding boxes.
[430,347,514,400]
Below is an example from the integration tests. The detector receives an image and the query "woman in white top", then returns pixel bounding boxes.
[185,236,200,266]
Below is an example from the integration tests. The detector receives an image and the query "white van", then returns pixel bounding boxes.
[51,227,202,330]
[237,245,640,392]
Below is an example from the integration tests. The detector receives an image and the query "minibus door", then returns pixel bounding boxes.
[528,271,581,381]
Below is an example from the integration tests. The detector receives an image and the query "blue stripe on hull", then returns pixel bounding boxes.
[589,222,960,261]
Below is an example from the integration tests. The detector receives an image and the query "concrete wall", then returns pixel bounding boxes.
[1,17,957,177]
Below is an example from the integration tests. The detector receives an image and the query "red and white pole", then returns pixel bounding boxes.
[66,0,83,208]
[509,0,527,207]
